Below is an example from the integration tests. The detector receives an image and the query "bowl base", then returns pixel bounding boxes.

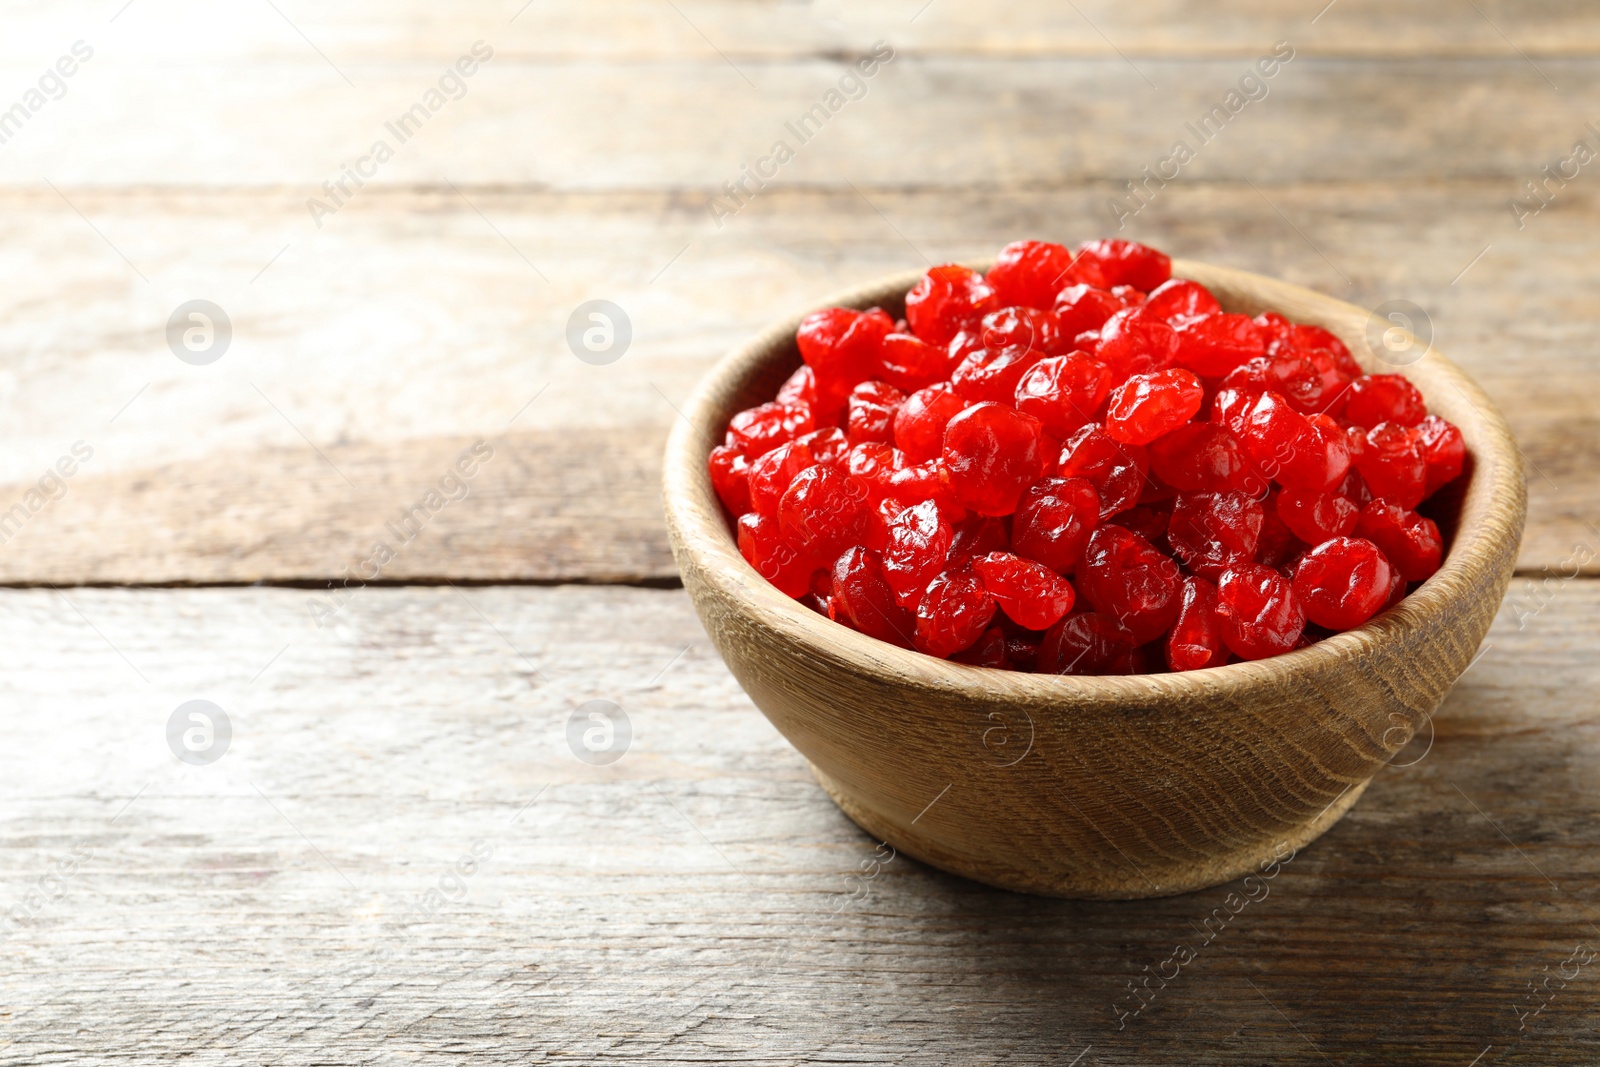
[808,761,1371,900]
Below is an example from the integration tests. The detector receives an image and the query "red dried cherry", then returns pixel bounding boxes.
[980,306,1069,356]
[1353,422,1427,509]
[973,551,1076,630]
[1013,352,1112,438]
[1416,414,1465,496]
[906,265,998,347]
[876,332,947,394]
[831,547,917,648]
[1105,368,1204,445]
[986,240,1076,310]
[1037,612,1139,675]
[708,444,752,516]
[1171,313,1266,377]
[1073,238,1171,292]
[727,400,814,461]
[1167,491,1265,580]
[1095,306,1179,380]
[1275,487,1359,545]
[737,510,817,597]
[1147,422,1256,494]
[1144,278,1221,324]
[951,343,1046,405]
[1011,476,1100,575]
[1167,576,1227,672]
[1077,524,1182,644]
[1058,425,1148,519]
[893,383,968,463]
[882,499,953,609]
[1053,284,1129,337]
[1355,500,1443,582]
[915,569,997,658]
[1342,374,1427,428]
[778,464,870,560]
[1215,563,1306,660]
[846,381,904,444]
[1291,536,1393,630]
[941,402,1046,516]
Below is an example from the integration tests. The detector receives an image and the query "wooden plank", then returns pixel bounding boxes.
[1,582,1596,1063]
[0,182,1591,582]
[6,0,1598,63]
[2,54,1599,189]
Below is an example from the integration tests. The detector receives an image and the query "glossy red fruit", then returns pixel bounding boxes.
[883,459,962,515]
[844,441,901,505]
[1095,306,1179,381]
[1147,421,1256,494]
[1058,425,1148,519]
[1292,536,1394,630]
[1355,500,1443,582]
[1167,492,1265,580]
[1105,368,1204,445]
[795,307,856,370]
[1144,278,1221,324]
[1011,476,1100,575]
[973,551,1076,630]
[831,547,917,648]
[881,499,953,609]
[876,332,947,393]
[986,240,1077,309]
[1115,501,1172,543]
[726,400,813,460]
[776,363,816,408]
[1238,392,1349,492]
[1037,612,1139,675]
[906,265,998,347]
[1013,352,1112,438]
[1223,353,1345,417]
[1342,374,1427,428]
[951,343,1046,405]
[737,510,817,597]
[915,569,997,658]
[1353,422,1427,509]
[980,306,1070,356]
[946,514,1011,567]
[1255,494,1306,569]
[1275,487,1359,545]
[1076,524,1183,644]
[1053,284,1130,337]
[1167,576,1227,672]
[950,625,1010,668]
[1416,414,1465,496]
[846,381,905,444]
[941,402,1046,516]
[778,464,870,560]
[893,383,968,463]
[708,443,752,516]
[746,428,848,517]
[1216,563,1306,660]
[1073,238,1172,292]
[1171,313,1267,377]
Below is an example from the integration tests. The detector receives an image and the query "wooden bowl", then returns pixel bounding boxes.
[661,260,1526,899]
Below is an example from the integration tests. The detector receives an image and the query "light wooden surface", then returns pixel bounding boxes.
[2,0,1598,1061]
[2,584,1598,1065]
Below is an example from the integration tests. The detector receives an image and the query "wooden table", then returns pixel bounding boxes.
[2,2,1597,1062]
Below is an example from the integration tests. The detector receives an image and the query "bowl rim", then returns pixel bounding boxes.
[661,258,1527,704]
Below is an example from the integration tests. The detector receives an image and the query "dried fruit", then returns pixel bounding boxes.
[715,237,1465,670]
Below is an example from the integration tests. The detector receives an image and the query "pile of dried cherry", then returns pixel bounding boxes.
[709,238,1464,674]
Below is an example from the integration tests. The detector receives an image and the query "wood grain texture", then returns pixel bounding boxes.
[1,583,1596,1064]
[0,183,1593,583]
[663,261,1527,898]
